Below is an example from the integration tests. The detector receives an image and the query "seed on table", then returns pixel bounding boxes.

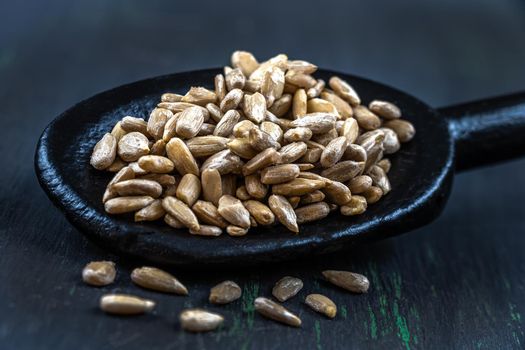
[180,309,224,332]
[272,276,304,302]
[90,133,117,170]
[209,280,242,304]
[268,195,299,233]
[322,270,370,293]
[82,261,116,286]
[243,200,275,225]
[295,202,331,224]
[134,199,166,222]
[100,294,155,315]
[348,175,373,194]
[105,196,155,214]
[181,86,217,106]
[328,76,360,106]
[131,266,188,295]
[340,195,367,216]
[383,119,416,143]
[166,138,200,176]
[254,297,301,327]
[190,225,223,236]
[305,294,337,318]
[218,195,251,228]
[120,116,149,135]
[162,196,200,231]
[260,164,300,185]
[192,200,228,228]
[369,100,401,120]
[112,179,162,198]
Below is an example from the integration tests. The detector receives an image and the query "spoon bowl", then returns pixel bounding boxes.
[35,68,525,266]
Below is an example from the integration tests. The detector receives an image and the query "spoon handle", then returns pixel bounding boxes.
[438,91,525,171]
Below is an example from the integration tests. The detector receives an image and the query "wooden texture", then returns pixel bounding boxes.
[1,1,525,349]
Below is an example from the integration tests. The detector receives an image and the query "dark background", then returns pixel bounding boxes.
[1,1,525,349]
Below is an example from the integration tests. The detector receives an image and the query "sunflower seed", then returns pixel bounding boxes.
[340,118,359,143]
[166,138,200,176]
[292,88,307,118]
[117,132,150,162]
[112,179,162,198]
[305,294,337,318]
[148,108,172,140]
[348,175,373,194]
[82,261,116,286]
[260,66,285,107]
[227,138,258,159]
[225,68,246,91]
[231,51,259,76]
[90,133,117,170]
[190,225,223,236]
[284,127,312,143]
[384,119,415,143]
[107,158,126,172]
[161,93,183,102]
[214,109,241,137]
[369,100,401,119]
[111,121,127,142]
[368,165,391,195]
[162,196,200,230]
[343,144,367,162]
[377,158,391,173]
[307,98,338,116]
[320,136,348,168]
[260,164,300,185]
[272,276,303,302]
[307,79,325,99]
[254,297,301,327]
[209,280,242,304]
[164,214,186,228]
[176,174,201,206]
[353,105,381,131]
[321,161,364,182]
[217,195,251,228]
[295,202,331,224]
[186,136,229,157]
[105,196,155,214]
[134,199,166,222]
[299,190,325,205]
[320,91,353,119]
[162,112,181,142]
[328,76,360,106]
[150,139,166,156]
[268,195,298,233]
[201,149,243,175]
[103,166,135,203]
[322,270,370,293]
[242,148,281,176]
[137,155,174,173]
[181,87,217,106]
[279,142,308,163]
[340,195,367,215]
[220,88,244,112]
[100,294,155,315]
[290,113,336,134]
[131,266,188,295]
[268,94,292,117]
[243,200,275,225]
[245,174,268,199]
[249,127,281,151]
[192,200,228,228]
[121,116,149,135]
[226,225,249,236]
[176,106,206,139]
[233,120,257,138]
[214,74,227,102]
[272,178,325,197]
[180,309,224,332]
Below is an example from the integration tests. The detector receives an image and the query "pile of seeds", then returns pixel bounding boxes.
[83,260,369,331]
[90,51,415,236]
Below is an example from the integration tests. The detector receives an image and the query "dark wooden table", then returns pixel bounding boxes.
[1,1,525,349]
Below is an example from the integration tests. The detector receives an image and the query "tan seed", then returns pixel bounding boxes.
[340,118,359,143]
[131,266,188,295]
[162,111,181,142]
[384,119,415,143]
[340,195,367,216]
[380,127,401,154]
[209,280,242,304]
[261,66,285,107]
[161,93,183,102]
[103,166,135,203]
[288,196,301,209]
[82,261,116,286]
[228,137,258,159]
[225,68,246,91]
[201,169,222,206]
[162,196,200,231]
[215,74,227,102]
[242,148,281,176]
[320,136,348,168]
[176,106,206,139]
[150,139,166,156]
[377,158,391,173]
[254,297,301,327]
[111,121,127,142]
[100,294,155,315]
[292,88,307,118]
[243,200,275,225]
[118,132,149,162]
[206,103,222,123]
[113,179,162,198]
[226,225,249,236]
[260,121,283,144]
[321,161,364,182]
[220,88,243,112]
[166,138,200,176]
[367,165,391,195]
[180,309,224,332]
[243,92,266,123]
[214,109,241,137]
[272,178,326,196]
[344,144,367,162]
[105,196,155,214]
[284,127,312,143]
[186,136,229,158]
[192,200,228,228]
[268,94,292,117]
[107,157,126,172]
[90,133,117,170]
[164,214,186,228]
[272,276,303,302]
[305,294,337,318]
[181,87,217,106]
[323,181,352,205]
[221,175,237,196]
[201,149,243,175]
[218,195,251,228]
[306,79,325,99]
[363,186,383,204]
[137,155,174,173]
[249,127,281,152]
[320,91,353,119]
[322,270,370,293]
[148,108,172,140]
[231,50,259,76]
[290,113,336,134]
[299,190,325,205]
[348,175,373,194]
[121,116,149,135]
[353,105,381,131]
[190,225,223,236]
[268,195,299,233]
[139,173,176,186]
[369,100,401,119]
[233,120,257,138]
[176,174,201,206]
[286,59,317,74]
[134,199,166,222]
[299,148,322,163]
[295,202,331,224]
[157,101,203,113]
[245,174,268,200]
[307,98,338,116]
[279,142,308,163]
[328,76,360,106]
[260,164,300,185]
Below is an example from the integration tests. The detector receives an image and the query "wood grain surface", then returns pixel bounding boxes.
[1,1,525,349]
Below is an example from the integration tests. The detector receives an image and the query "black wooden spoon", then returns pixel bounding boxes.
[35,68,525,266]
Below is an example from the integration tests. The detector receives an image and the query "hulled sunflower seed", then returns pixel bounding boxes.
[166,138,200,176]
[323,181,352,206]
[368,165,391,195]
[322,270,370,293]
[218,195,251,228]
[161,93,183,102]
[176,106,206,139]
[231,51,259,76]
[165,214,186,228]
[225,68,246,91]
[190,225,223,236]
[292,89,307,118]
[295,202,331,224]
[272,276,304,302]
[113,179,162,198]
[138,155,174,173]
[90,133,117,170]
[227,225,249,236]
[260,121,283,144]
[353,105,381,131]
[242,148,281,176]
[103,166,135,203]
[320,91,353,119]
[284,127,312,143]
[105,196,155,214]
[340,118,359,143]
[148,108,172,140]
[328,76,360,106]
[192,200,228,228]
[299,148,322,163]
[176,174,201,206]
[162,112,181,142]
[131,266,188,295]
[261,66,285,107]
[254,297,301,327]
[321,161,364,182]
[162,196,200,231]
[121,116,149,135]
[117,132,150,162]
[82,261,116,286]
[384,119,415,143]
[286,59,317,74]
[134,199,166,222]
[220,88,244,112]
[369,100,401,120]
[268,195,298,233]
[249,127,281,151]
[227,138,258,159]
[340,195,367,216]
[290,113,336,134]
[111,121,127,141]
[139,173,176,186]
[348,175,373,194]
[272,178,326,196]
[214,109,241,137]
[100,294,155,315]
[180,309,224,332]
[186,136,229,157]
[243,92,266,123]
[299,190,325,205]
[107,157,126,172]
[201,169,223,206]
[307,79,325,99]
[268,94,292,117]
[305,294,337,318]
[245,174,268,200]
[215,74,227,102]
[181,87,217,106]
[150,139,166,156]
[307,98,338,116]
[279,142,308,163]
[320,136,348,168]
[363,186,383,204]
[209,280,242,304]
[377,158,391,173]
[233,120,257,138]
[243,200,275,225]
[344,144,367,162]
[201,149,243,175]
[260,164,300,185]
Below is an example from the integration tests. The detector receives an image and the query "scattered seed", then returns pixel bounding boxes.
[209,280,242,304]
[305,294,337,318]
[254,297,301,327]
[322,270,370,293]
[131,266,188,295]
[82,261,116,286]
[272,276,304,302]
[180,309,224,332]
[100,294,155,315]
